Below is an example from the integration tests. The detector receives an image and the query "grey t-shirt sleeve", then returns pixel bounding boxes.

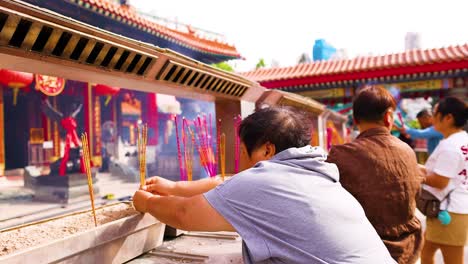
[204,175,271,262]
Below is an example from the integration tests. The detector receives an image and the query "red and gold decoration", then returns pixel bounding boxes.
[91,84,119,166]
[0,69,34,106]
[35,74,65,96]
[42,98,85,176]
[52,98,60,159]
[84,84,103,167]
[93,84,120,106]
[92,94,102,166]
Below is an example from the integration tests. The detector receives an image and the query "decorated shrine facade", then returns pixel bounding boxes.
[241,44,468,106]
[0,70,167,177]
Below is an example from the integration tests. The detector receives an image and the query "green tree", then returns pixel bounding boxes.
[255,58,266,69]
[212,62,234,72]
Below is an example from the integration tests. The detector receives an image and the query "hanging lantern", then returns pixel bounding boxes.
[0,69,34,106]
[93,84,120,106]
[35,74,66,96]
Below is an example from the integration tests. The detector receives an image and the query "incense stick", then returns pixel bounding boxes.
[182,118,191,181]
[187,126,195,181]
[220,133,226,181]
[216,118,221,175]
[174,116,185,181]
[234,115,241,173]
[144,124,148,182]
[81,133,97,227]
[138,124,148,188]
[206,115,216,176]
[137,126,142,187]
[193,118,210,177]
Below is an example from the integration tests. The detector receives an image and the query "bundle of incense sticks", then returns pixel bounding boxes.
[220,133,226,181]
[137,124,148,188]
[234,115,242,173]
[174,114,220,179]
[81,133,97,227]
[182,118,194,181]
[194,115,217,177]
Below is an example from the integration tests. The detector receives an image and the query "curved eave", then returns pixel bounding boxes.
[20,0,241,64]
[261,60,468,90]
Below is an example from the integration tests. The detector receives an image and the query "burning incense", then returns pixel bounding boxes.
[138,124,148,188]
[220,133,226,181]
[143,124,148,181]
[81,133,97,227]
[137,126,141,187]
[187,126,195,181]
[208,114,214,174]
[194,116,213,177]
[216,118,221,175]
[174,116,185,181]
[183,118,193,181]
[234,115,241,173]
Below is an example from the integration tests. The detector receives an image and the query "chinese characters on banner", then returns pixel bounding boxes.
[35,75,65,96]
[93,95,102,160]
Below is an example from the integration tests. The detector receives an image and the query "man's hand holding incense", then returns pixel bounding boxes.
[142,176,176,196]
[132,190,154,213]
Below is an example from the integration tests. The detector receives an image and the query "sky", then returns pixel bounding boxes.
[130,0,468,72]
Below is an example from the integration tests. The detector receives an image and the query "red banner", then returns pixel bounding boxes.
[93,95,101,157]
[35,75,65,96]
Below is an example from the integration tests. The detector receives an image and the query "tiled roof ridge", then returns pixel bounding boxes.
[80,0,240,58]
[241,44,468,82]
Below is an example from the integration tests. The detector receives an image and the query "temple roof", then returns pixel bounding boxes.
[241,44,468,89]
[21,0,241,63]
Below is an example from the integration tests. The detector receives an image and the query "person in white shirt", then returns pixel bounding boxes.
[419,97,468,264]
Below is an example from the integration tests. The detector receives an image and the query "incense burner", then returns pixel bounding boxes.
[0,203,165,264]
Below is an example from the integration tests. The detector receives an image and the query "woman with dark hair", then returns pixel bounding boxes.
[420,97,468,264]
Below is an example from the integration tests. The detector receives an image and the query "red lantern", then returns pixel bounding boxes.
[0,69,33,105]
[93,84,120,106]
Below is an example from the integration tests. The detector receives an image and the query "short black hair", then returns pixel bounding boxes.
[353,86,397,123]
[435,97,467,128]
[416,109,431,119]
[239,106,311,156]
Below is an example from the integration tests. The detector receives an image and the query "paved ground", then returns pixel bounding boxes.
[129,232,243,264]
[1,175,466,263]
[0,173,139,229]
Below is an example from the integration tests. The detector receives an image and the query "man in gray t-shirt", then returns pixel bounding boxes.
[133,107,395,264]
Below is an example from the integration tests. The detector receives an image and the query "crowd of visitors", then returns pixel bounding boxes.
[133,86,467,264]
